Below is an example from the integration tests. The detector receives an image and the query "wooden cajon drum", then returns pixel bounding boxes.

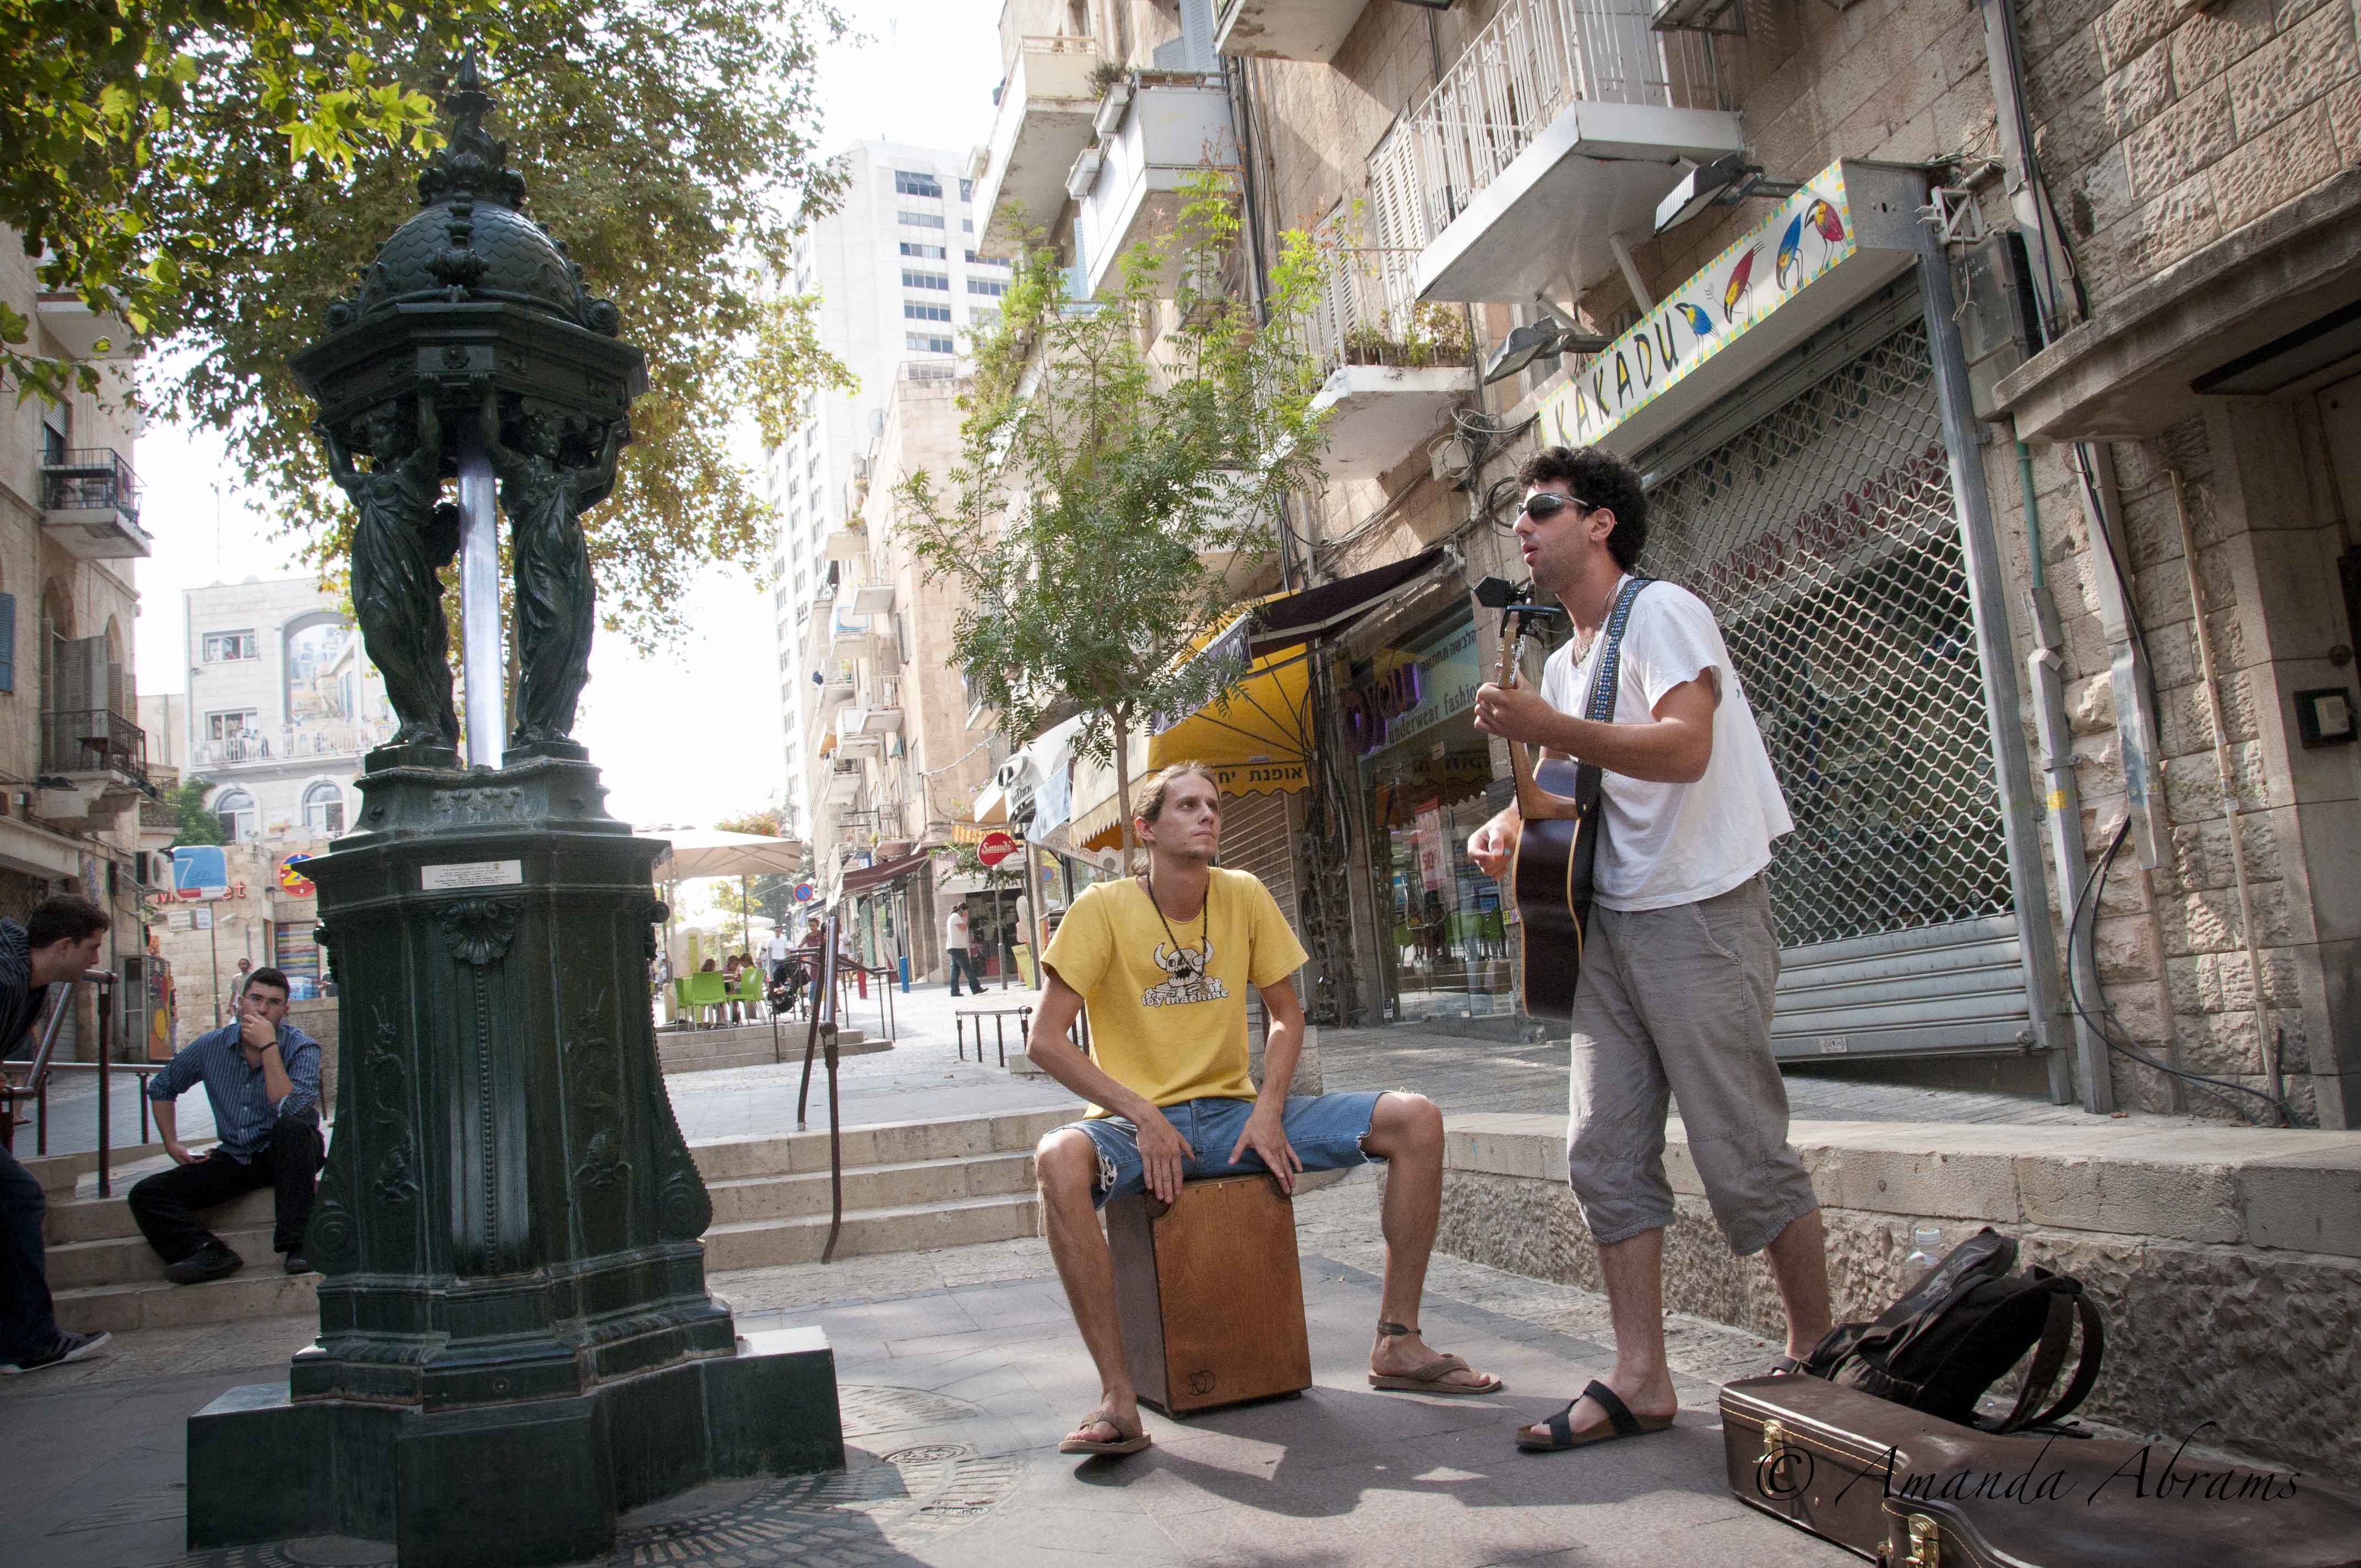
[1103,1173,1312,1416]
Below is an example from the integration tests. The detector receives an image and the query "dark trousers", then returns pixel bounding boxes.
[946,947,983,997]
[0,1145,58,1359]
[128,1117,322,1262]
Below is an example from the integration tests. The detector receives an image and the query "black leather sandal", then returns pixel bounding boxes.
[1514,1379,1676,1452]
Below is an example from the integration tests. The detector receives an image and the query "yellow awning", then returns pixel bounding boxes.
[1145,647,1313,796]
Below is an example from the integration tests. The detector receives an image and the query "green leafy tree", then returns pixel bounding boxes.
[162,773,226,847]
[898,174,1334,851]
[3,3,856,648]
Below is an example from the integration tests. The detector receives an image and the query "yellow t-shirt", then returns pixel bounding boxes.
[1041,869,1308,1114]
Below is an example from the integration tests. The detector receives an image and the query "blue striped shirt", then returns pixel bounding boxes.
[146,1019,322,1161]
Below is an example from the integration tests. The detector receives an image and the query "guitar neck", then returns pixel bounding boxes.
[1492,610,1584,824]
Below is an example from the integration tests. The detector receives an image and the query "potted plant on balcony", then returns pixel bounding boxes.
[1090,62,1132,137]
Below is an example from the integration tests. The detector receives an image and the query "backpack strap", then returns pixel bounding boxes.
[1976,1281,2103,1434]
[2018,1291,2106,1432]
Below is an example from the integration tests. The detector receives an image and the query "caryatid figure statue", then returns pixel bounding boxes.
[319,382,461,754]
[478,388,621,750]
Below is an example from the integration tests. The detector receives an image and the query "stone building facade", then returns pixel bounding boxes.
[0,226,162,1054]
[969,0,2360,1123]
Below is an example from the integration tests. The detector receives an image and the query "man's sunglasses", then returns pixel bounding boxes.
[1520,492,1597,521]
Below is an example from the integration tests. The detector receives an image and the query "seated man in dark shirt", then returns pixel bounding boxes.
[131,966,324,1283]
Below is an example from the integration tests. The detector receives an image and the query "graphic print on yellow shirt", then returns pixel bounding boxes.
[1040,869,1308,1115]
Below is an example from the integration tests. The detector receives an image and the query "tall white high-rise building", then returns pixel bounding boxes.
[767,140,1009,837]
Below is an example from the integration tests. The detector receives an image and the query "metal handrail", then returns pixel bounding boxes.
[793,916,846,1262]
[0,984,78,1154]
[0,970,126,1191]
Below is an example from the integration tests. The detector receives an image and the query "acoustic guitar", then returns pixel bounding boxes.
[1478,576,1650,1021]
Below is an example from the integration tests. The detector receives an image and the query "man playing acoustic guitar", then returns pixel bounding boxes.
[1467,444,1832,1454]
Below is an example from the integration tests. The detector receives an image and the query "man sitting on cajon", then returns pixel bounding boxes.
[1027,761,1503,1457]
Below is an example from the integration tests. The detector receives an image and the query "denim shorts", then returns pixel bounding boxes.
[1063,1092,1386,1208]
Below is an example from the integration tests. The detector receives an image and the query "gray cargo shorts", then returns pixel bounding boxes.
[1564,875,1820,1256]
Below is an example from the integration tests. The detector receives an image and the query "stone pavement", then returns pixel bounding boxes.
[0,1168,1847,1568]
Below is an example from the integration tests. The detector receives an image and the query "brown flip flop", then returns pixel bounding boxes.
[1058,1409,1152,1457]
[1368,1351,1505,1396]
[1515,1380,1676,1452]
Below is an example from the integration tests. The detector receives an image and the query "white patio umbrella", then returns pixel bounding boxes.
[646,827,807,1053]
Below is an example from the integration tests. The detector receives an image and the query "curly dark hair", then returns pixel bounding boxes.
[1517,445,1648,571]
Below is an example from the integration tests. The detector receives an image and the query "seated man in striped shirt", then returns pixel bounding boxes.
[131,967,324,1283]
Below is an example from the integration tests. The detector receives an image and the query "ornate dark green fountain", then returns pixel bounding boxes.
[184,57,842,1566]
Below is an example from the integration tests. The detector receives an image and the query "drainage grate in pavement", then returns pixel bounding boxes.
[836,1382,988,1439]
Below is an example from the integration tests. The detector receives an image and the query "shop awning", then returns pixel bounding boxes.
[838,848,933,896]
[1244,549,1449,654]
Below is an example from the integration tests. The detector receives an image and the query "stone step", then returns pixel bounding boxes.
[55,1264,319,1335]
[705,1149,1036,1226]
[703,1190,1041,1272]
[48,1222,284,1291]
[47,1184,275,1247]
[688,1103,1079,1183]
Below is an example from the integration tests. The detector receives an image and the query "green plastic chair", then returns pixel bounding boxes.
[683,970,728,1025]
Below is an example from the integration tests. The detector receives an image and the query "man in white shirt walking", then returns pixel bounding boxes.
[1467,444,1830,1455]
[943,905,981,998]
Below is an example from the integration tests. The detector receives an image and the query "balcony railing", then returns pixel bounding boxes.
[1369,0,1718,258]
[40,448,142,526]
[42,707,146,782]
[192,722,389,769]
[1303,247,1477,377]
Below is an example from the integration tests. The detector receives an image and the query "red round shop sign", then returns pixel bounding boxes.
[976,831,1017,868]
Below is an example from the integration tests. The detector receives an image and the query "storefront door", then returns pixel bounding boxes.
[1636,302,2035,1060]
[1351,613,1515,1024]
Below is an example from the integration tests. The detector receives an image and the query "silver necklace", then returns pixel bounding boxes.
[1141,865,1209,983]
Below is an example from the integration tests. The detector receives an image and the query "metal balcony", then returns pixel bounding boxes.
[1215,0,1374,61]
[1373,0,1742,304]
[975,34,1105,256]
[39,448,151,560]
[38,708,148,823]
[1301,248,1477,482]
[1070,74,1240,299]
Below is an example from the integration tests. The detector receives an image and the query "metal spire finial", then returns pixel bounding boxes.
[417,48,526,209]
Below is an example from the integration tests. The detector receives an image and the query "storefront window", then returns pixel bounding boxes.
[1350,613,1516,1023]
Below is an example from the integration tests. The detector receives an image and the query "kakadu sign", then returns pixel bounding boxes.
[1539,160,1928,456]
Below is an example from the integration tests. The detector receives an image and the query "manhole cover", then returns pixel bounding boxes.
[176,1387,1022,1567]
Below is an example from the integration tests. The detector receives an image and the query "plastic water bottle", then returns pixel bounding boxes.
[1902,1224,1944,1289]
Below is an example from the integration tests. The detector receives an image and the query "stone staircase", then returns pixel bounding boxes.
[43,1102,1075,1336]
[655,1021,891,1075]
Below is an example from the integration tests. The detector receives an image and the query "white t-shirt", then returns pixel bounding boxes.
[945,908,970,949]
[762,933,791,963]
[1538,578,1792,912]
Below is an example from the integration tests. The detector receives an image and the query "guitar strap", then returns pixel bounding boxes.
[1571,576,1655,818]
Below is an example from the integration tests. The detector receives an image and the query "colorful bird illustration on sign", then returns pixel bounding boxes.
[1775,213,1805,289]
[1674,300,1714,343]
[1808,197,1846,243]
[1722,247,1756,324]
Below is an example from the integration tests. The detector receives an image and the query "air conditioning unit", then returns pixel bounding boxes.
[1429,434,1476,487]
[1065,147,1105,202]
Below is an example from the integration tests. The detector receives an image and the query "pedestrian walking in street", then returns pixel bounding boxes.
[944,903,981,997]
[1468,444,1831,1453]
[0,896,114,1375]
[1026,763,1499,1457]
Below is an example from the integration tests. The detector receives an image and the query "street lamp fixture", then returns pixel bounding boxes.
[1653,153,1804,237]
[1482,298,1611,384]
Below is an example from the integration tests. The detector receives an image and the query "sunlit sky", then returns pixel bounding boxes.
[129,2,1002,838]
